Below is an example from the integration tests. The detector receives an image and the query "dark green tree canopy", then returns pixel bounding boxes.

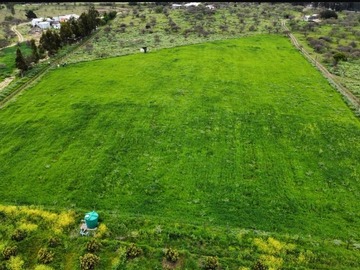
[25,10,37,19]
[15,47,28,75]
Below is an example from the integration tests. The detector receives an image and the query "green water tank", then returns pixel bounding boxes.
[84,211,99,229]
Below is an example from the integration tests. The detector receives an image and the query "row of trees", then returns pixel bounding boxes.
[15,7,117,76]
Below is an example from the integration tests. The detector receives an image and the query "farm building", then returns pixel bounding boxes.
[184,2,201,8]
[171,4,183,9]
[31,14,79,30]
[31,18,44,27]
[304,14,320,22]
[59,14,80,22]
[36,21,51,29]
[52,22,61,29]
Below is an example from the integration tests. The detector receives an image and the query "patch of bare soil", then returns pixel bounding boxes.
[0,76,15,92]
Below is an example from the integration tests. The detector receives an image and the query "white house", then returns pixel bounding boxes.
[304,14,321,23]
[31,18,44,27]
[52,22,61,29]
[184,2,201,8]
[37,21,51,29]
[59,14,80,22]
[171,4,183,9]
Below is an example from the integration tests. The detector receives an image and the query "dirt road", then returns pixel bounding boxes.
[11,24,25,43]
[281,20,360,111]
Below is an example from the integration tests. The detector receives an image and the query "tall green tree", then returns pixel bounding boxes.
[78,6,100,37]
[15,47,28,77]
[69,17,81,39]
[29,39,39,63]
[60,21,73,44]
[25,10,37,19]
[39,30,62,56]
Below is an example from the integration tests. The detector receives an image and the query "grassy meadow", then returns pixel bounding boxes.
[1,34,360,246]
[0,42,32,80]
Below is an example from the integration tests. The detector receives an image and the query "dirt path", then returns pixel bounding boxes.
[0,77,15,92]
[0,23,29,50]
[11,24,25,43]
[281,20,360,111]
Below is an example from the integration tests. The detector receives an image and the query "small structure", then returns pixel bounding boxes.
[31,18,44,27]
[84,211,99,229]
[59,14,80,22]
[52,22,61,29]
[171,4,183,9]
[304,14,320,22]
[184,2,201,8]
[140,46,148,53]
[80,222,89,236]
[206,4,215,10]
[37,21,51,29]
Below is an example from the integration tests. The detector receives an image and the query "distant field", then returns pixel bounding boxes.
[1,35,360,241]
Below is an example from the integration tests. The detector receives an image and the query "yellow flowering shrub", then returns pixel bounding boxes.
[254,237,295,255]
[259,254,283,270]
[95,223,109,239]
[6,256,24,270]
[34,265,54,270]
[0,204,75,234]
[18,222,38,232]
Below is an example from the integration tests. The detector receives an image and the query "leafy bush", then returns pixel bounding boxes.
[80,253,100,270]
[86,239,101,253]
[11,229,27,242]
[203,256,219,270]
[320,10,338,19]
[6,256,24,270]
[37,248,54,264]
[252,260,268,270]
[2,246,17,260]
[48,237,60,248]
[126,243,142,259]
[164,248,179,263]
[333,52,347,65]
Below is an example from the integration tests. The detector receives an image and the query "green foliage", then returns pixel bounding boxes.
[25,10,37,19]
[252,261,268,270]
[126,243,142,259]
[333,52,347,65]
[86,239,101,253]
[39,30,62,56]
[203,256,219,270]
[15,48,28,75]
[0,44,31,79]
[102,11,117,24]
[2,246,17,260]
[6,256,24,270]
[164,247,179,262]
[48,237,60,248]
[11,229,27,242]
[320,9,338,19]
[78,6,100,37]
[37,248,54,264]
[30,39,40,64]
[80,253,100,270]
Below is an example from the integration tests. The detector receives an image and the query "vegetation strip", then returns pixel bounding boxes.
[282,20,360,111]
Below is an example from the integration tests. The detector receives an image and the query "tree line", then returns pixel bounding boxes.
[16,7,117,76]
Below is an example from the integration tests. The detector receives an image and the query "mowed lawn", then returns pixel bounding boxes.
[1,35,360,239]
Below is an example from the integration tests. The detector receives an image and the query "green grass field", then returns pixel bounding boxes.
[1,34,360,245]
[0,42,32,80]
